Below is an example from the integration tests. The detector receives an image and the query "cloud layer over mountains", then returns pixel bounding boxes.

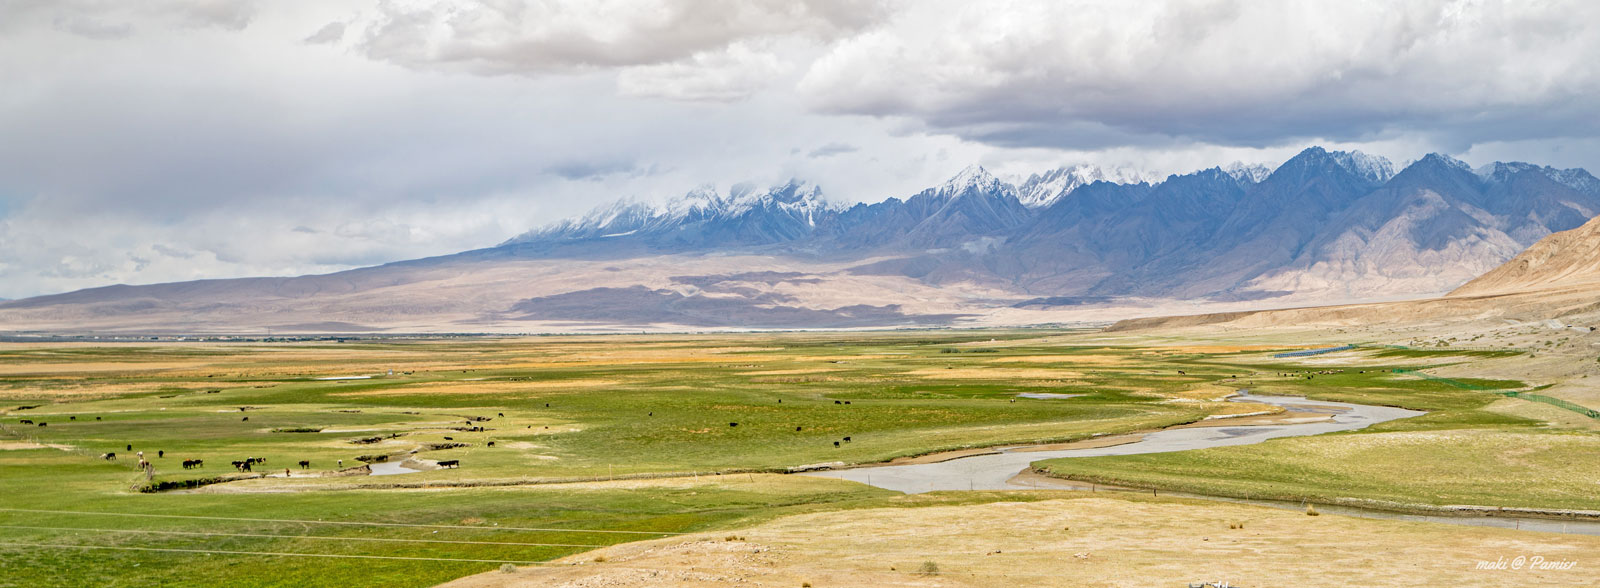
[1,1,1598,299]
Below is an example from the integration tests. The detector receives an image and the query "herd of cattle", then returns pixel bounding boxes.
[10,411,513,477]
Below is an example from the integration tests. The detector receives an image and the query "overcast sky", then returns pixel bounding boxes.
[2,0,1598,299]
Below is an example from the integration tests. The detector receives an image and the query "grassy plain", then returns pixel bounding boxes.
[1036,346,1600,512]
[3,332,1596,587]
[0,331,1257,587]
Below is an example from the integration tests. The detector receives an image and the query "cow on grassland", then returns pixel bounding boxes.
[437,459,460,468]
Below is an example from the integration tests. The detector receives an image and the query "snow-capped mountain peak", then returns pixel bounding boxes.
[940,164,1008,196]
[1221,161,1273,184]
[1017,164,1155,208]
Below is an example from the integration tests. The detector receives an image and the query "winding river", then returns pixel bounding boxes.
[803,393,1421,493]
[801,393,1600,535]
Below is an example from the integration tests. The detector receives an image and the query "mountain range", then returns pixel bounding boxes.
[2,147,1597,333]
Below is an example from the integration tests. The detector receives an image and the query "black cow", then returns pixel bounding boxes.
[69,416,76,421]
[298,460,310,469]
[18,420,30,425]
[157,450,164,458]
[95,417,101,421]
[843,437,851,443]
[443,436,453,440]
[101,453,116,461]
[729,422,738,427]
[37,422,46,427]
[834,400,841,404]
[242,416,249,421]
[497,412,504,417]
[796,426,802,431]
[833,441,840,448]
[486,441,495,447]
[127,444,132,451]
[437,459,460,468]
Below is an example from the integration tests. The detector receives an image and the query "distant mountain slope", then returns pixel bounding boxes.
[3,147,1598,333]
[1450,212,1600,297]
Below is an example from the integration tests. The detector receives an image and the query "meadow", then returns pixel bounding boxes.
[2,331,1594,586]
[1036,345,1600,512]
[0,331,1256,587]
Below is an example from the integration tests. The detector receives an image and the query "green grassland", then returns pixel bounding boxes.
[0,331,1268,587]
[1036,345,1600,511]
[3,333,1594,587]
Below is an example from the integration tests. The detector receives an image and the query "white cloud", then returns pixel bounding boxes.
[798,0,1600,149]
[351,0,889,75]
[1,0,1598,300]
[616,42,791,102]
[304,21,345,44]
[1,0,260,36]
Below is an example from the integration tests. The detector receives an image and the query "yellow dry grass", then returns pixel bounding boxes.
[443,495,1597,588]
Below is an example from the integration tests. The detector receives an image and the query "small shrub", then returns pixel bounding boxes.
[499,563,516,573]
[916,561,940,576]
[801,583,812,588]
[593,555,607,563]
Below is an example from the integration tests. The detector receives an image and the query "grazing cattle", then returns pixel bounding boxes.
[18,420,30,425]
[127,444,133,451]
[157,450,164,458]
[729,422,738,427]
[497,412,504,417]
[844,401,851,405]
[37,422,46,427]
[231,460,244,469]
[1178,370,1186,375]
[833,400,841,405]
[843,437,851,443]
[69,416,76,420]
[545,403,550,407]
[796,426,802,431]
[443,436,453,440]
[298,460,310,469]
[95,417,101,421]
[242,416,249,421]
[437,459,460,468]
[101,453,116,461]
[182,459,203,469]
[833,441,840,448]
[487,441,495,447]
[648,412,653,417]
